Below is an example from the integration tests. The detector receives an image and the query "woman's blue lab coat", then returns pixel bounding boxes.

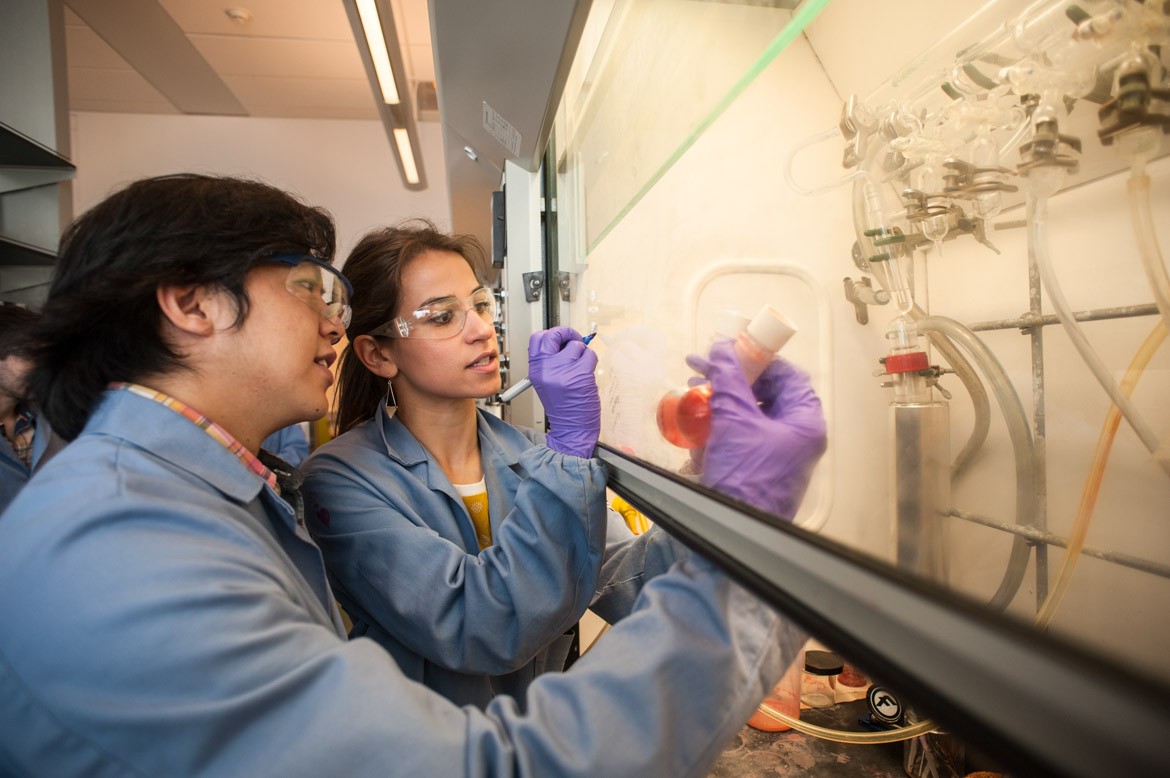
[261,422,310,467]
[0,387,798,777]
[302,404,692,708]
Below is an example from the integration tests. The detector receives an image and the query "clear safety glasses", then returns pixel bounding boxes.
[369,287,497,340]
[266,254,353,329]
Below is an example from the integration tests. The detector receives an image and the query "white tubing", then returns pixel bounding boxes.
[916,316,1037,611]
[684,259,834,532]
[1028,190,1168,474]
[784,125,865,196]
[756,701,937,744]
[1128,173,1170,332]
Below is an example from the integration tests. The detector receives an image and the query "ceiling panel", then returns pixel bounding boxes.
[65,19,136,69]
[68,64,178,110]
[66,0,247,115]
[65,0,434,121]
[190,35,365,80]
[395,0,432,42]
[65,7,175,114]
[157,0,353,40]
[61,0,442,202]
[68,97,180,115]
[222,75,377,119]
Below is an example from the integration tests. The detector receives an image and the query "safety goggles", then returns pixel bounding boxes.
[369,287,496,340]
[265,254,353,329]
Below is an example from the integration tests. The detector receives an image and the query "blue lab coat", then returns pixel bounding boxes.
[302,405,692,708]
[262,422,310,467]
[0,386,803,777]
[0,413,65,515]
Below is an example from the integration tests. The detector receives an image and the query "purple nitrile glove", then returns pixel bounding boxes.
[685,340,827,519]
[528,326,601,458]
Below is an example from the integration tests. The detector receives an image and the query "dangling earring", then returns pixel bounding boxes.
[385,379,398,420]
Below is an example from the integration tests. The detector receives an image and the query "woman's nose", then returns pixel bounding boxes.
[464,309,495,341]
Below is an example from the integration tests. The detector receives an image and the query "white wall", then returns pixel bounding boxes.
[69,112,451,264]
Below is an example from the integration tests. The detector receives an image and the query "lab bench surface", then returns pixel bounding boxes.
[709,701,905,777]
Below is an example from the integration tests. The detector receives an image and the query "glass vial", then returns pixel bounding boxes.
[801,649,844,708]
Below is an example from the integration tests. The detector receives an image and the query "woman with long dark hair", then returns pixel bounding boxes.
[302,220,827,712]
[302,221,696,708]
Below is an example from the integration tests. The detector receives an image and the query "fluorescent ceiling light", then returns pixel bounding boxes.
[393,128,420,185]
[355,0,399,104]
[346,0,425,189]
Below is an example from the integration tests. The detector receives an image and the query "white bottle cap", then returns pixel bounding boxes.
[746,304,797,353]
[713,309,750,340]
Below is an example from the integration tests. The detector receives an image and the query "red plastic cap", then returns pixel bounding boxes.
[884,350,929,374]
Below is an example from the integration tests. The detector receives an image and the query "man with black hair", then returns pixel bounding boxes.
[0,173,811,777]
[0,304,65,513]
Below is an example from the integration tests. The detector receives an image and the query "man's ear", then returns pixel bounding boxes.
[156,284,232,337]
[352,334,399,379]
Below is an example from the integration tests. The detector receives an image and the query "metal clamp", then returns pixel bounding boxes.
[1098,60,1170,145]
[556,271,575,302]
[521,271,544,302]
[1018,118,1082,175]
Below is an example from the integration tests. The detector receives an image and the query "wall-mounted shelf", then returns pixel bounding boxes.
[1,121,75,197]
[0,121,74,168]
[1,2,73,299]
[0,234,57,267]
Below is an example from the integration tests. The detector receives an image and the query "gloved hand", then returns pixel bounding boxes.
[528,327,600,458]
[685,340,827,518]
